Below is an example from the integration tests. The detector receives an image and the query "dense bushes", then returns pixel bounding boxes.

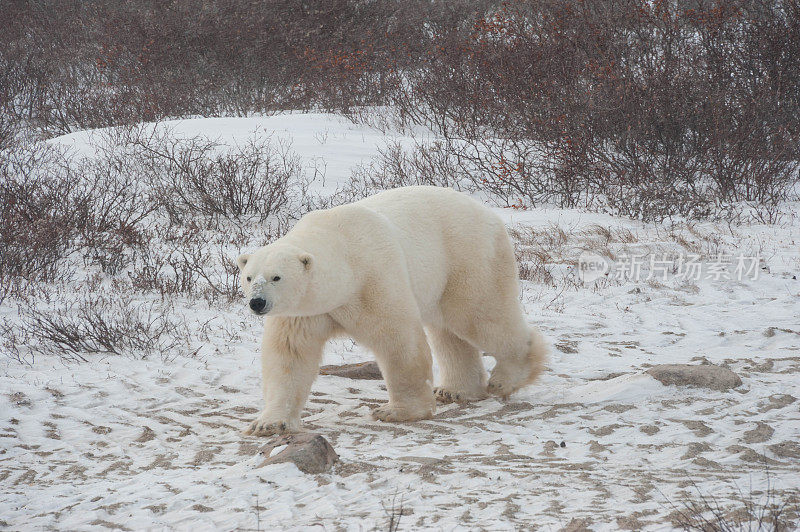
[4,0,797,220]
[0,127,314,306]
[385,0,800,220]
[0,0,490,137]
[0,142,88,288]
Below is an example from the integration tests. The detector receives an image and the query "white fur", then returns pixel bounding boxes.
[237,186,548,436]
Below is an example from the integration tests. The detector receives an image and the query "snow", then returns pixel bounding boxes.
[3,112,800,530]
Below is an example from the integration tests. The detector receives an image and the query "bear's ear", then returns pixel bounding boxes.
[236,254,250,272]
[299,253,313,270]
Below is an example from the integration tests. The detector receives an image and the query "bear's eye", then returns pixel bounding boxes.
[246,276,252,282]
[272,276,281,282]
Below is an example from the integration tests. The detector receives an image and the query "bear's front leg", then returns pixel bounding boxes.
[244,315,334,437]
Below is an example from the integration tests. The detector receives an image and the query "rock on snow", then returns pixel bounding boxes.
[646,363,742,391]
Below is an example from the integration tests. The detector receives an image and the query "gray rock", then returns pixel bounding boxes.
[647,363,742,391]
[320,361,382,380]
[259,433,338,474]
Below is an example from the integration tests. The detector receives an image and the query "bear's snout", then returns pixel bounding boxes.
[249,298,270,314]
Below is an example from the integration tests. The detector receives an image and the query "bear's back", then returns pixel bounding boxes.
[357,187,512,313]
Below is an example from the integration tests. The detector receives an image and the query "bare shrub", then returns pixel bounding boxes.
[381,492,408,532]
[8,294,189,362]
[340,140,467,201]
[127,127,307,226]
[128,243,197,298]
[0,272,15,306]
[129,227,241,302]
[75,141,161,275]
[663,474,799,531]
[0,111,19,150]
[0,140,84,285]
[0,133,164,284]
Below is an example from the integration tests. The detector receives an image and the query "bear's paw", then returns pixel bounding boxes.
[244,417,298,437]
[371,402,434,423]
[433,387,487,403]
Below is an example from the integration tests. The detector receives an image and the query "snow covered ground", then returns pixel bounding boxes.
[2,113,799,530]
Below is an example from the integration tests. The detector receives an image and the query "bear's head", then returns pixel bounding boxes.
[236,244,313,316]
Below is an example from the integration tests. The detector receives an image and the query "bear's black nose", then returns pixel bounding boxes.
[249,298,267,313]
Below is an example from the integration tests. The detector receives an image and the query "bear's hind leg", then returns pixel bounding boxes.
[484,325,547,398]
[449,315,547,399]
[429,327,488,403]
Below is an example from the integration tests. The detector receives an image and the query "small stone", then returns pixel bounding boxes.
[319,361,382,380]
[258,433,338,474]
[647,363,741,391]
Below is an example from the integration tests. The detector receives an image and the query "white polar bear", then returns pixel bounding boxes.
[237,186,547,435]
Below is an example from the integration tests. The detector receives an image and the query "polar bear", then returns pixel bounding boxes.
[237,186,547,435]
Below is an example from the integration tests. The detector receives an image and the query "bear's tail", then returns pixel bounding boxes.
[525,327,548,385]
